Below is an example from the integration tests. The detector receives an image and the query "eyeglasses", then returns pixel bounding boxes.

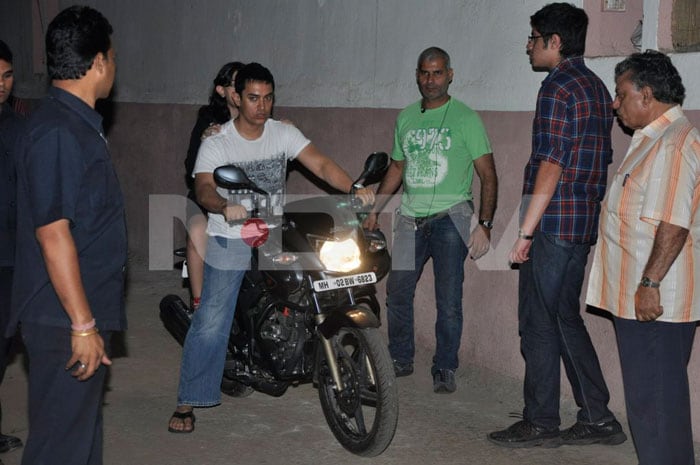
[527,34,544,43]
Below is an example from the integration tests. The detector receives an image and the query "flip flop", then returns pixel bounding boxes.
[168,410,195,434]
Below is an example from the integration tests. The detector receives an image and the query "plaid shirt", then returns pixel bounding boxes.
[523,56,613,244]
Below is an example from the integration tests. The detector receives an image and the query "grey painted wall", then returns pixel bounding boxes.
[5,0,700,110]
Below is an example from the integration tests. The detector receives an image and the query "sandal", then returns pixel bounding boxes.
[168,410,195,434]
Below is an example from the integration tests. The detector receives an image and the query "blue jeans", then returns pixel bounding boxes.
[519,232,614,429]
[387,202,471,374]
[615,316,696,465]
[177,236,250,407]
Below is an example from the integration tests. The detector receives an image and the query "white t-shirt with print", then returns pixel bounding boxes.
[193,118,310,238]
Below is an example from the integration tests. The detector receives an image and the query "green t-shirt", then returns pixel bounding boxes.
[392,98,492,217]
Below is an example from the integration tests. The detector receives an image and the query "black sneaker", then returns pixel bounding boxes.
[488,420,561,448]
[392,360,413,377]
[560,419,627,446]
[432,369,456,393]
[0,433,22,453]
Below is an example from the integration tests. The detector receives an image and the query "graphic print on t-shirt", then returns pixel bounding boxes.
[235,154,287,215]
[402,127,452,189]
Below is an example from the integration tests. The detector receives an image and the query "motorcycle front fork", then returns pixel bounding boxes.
[312,283,357,391]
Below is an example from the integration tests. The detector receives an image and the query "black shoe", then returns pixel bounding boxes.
[392,360,413,377]
[560,419,627,446]
[432,369,456,393]
[488,420,561,448]
[0,433,22,453]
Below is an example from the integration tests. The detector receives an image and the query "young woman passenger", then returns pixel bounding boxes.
[184,61,244,310]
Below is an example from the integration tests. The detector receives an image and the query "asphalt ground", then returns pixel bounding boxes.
[0,266,646,465]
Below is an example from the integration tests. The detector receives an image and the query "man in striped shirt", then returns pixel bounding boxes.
[587,50,700,465]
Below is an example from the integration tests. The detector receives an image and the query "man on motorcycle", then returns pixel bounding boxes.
[168,62,375,433]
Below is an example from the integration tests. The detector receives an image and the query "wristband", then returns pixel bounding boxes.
[71,318,96,331]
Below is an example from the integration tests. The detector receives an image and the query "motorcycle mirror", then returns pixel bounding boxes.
[213,165,267,195]
[354,152,389,186]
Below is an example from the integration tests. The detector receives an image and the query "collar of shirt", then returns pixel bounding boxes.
[0,101,13,122]
[639,105,684,140]
[542,56,585,84]
[48,86,105,138]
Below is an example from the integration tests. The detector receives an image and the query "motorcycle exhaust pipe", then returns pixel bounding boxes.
[159,294,193,346]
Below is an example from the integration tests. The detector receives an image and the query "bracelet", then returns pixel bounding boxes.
[71,328,100,337]
[71,318,96,331]
[518,229,534,240]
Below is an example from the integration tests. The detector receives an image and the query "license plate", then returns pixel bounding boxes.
[313,272,377,292]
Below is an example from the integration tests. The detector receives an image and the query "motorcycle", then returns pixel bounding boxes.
[159,152,397,456]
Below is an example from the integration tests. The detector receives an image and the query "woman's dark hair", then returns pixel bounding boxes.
[615,50,685,105]
[202,61,245,123]
[530,3,588,58]
[46,6,113,80]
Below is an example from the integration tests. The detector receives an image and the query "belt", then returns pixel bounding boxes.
[413,209,451,228]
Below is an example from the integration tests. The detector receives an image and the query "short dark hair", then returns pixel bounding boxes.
[0,40,12,64]
[615,50,685,105]
[530,3,588,58]
[46,6,113,80]
[417,47,451,69]
[234,63,275,95]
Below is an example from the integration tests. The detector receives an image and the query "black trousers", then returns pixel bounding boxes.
[0,267,14,383]
[21,323,112,465]
[615,316,696,465]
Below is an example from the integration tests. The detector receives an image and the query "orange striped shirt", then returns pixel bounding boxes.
[586,106,700,322]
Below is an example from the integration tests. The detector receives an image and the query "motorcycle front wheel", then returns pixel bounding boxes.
[318,327,398,457]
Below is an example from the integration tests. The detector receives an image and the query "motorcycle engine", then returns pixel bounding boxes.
[258,302,311,377]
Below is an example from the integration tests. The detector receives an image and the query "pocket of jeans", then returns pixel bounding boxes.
[393,210,414,233]
[446,201,473,219]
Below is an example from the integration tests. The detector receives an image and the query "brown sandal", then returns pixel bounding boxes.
[168,410,195,433]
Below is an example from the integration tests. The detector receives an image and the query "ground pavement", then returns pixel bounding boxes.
[0,266,651,465]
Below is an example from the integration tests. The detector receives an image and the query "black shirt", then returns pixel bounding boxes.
[0,102,24,267]
[10,87,127,333]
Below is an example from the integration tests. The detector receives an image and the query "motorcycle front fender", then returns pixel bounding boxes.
[317,306,380,339]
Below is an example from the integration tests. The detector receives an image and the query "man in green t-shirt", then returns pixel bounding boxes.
[365,46,498,393]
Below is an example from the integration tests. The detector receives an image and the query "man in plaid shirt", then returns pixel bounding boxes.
[488,2,626,448]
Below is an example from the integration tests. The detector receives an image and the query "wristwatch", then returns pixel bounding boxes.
[640,276,661,288]
[478,219,494,230]
[350,183,364,194]
[518,229,534,240]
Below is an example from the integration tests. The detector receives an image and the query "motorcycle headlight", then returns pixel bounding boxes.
[318,238,361,272]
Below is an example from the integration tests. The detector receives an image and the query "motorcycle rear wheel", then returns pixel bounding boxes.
[318,327,398,457]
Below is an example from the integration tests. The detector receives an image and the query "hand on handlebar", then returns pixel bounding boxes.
[224,204,248,223]
[353,187,375,207]
[363,212,379,230]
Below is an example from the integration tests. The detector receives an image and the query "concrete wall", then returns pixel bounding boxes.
[4,0,700,442]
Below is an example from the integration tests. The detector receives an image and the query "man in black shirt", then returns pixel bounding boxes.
[11,7,126,465]
[0,38,24,459]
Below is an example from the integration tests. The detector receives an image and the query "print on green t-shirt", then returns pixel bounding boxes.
[392,99,492,217]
